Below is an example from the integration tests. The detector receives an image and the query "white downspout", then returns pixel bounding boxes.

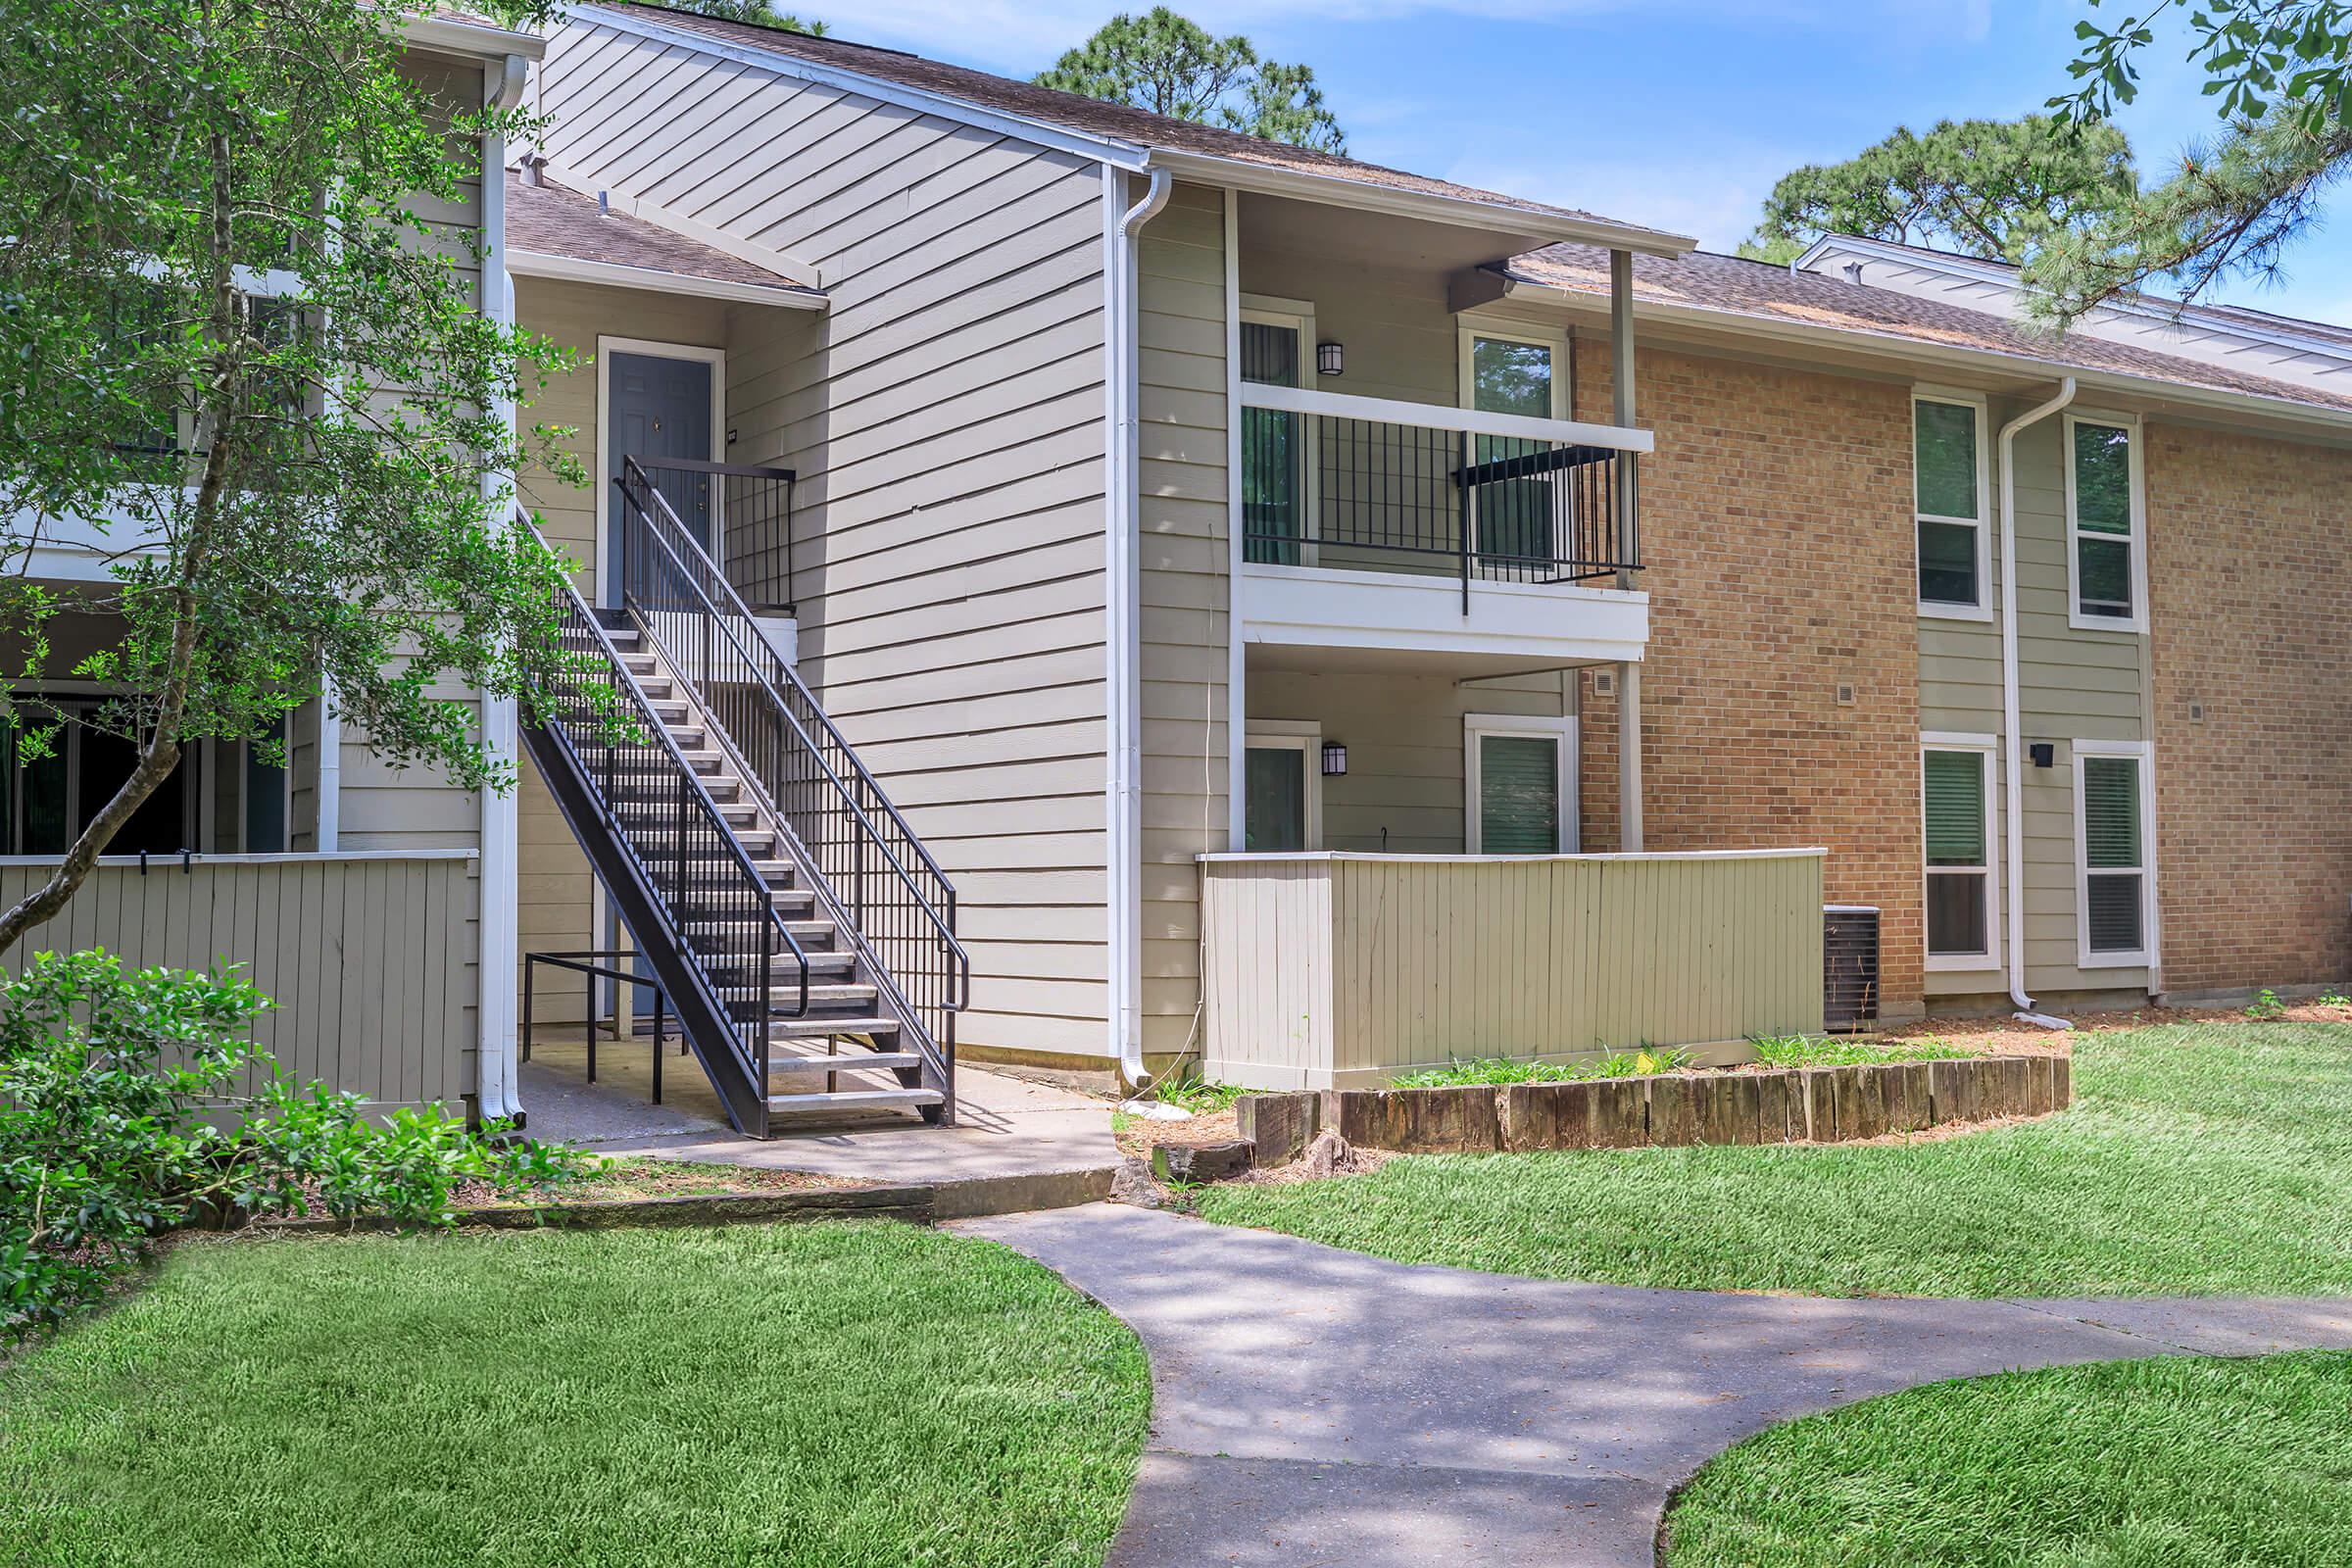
[1104,163,1171,1091]
[1997,377,2075,1015]
[477,53,529,1125]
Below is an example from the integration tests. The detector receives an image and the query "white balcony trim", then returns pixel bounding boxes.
[1238,380,1653,452]
[1241,560,1647,667]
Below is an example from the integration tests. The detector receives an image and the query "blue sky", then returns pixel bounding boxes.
[828,0,2352,326]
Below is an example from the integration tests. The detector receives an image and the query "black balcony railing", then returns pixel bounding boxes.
[1240,393,1642,606]
[622,457,799,612]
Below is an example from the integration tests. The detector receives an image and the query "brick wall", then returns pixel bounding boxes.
[2145,425,2352,994]
[1575,347,1926,1013]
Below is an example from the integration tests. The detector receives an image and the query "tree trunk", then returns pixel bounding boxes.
[0,118,241,956]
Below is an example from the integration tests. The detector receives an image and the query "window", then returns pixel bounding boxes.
[1458,325,1566,574]
[1244,721,1321,852]
[0,703,200,857]
[1922,739,1996,966]
[2075,741,2152,967]
[1465,713,1576,855]
[1240,300,1314,566]
[1913,393,1988,616]
[2066,415,2144,631]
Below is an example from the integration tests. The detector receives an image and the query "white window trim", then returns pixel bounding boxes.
[1912,388,1992,622]
[1920,731,2000,971]
[1456,321,1572,572]
[591,335,727,608]
[2062,409,2149,635]
[2073,736,2156,969]
[1239,299,1319,569]
[1464,711,1579,855]
[1245,718,1323,852]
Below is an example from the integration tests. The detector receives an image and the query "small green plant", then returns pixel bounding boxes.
[2317,994,2352,1010]
[0,949,595,1339]
[2246,988,2288,1021]
[1393,1049,1693,1089]
[1154,1076,1250,1115]
[1748,1034,1974,1068]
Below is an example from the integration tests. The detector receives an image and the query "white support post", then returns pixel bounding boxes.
[1618,660,1642,852]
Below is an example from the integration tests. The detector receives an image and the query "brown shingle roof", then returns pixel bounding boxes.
[583,2,1690,252]
[1824,234,2352,350]
[506,170,818,297]
[1505,245,2352,417]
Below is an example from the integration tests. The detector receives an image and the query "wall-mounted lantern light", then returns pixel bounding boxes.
[1316,341,1345,377]
[1321,741,1348,776]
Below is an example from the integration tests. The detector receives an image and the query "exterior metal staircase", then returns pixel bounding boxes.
[519,465,968,1135]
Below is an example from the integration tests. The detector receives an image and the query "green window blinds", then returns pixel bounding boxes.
[1242,320,1303,566]
[2072,422,2136,620]
[2082,754,2144,955]
[1478,733,1559,854]
[1924,750,1989,957]
[1915,399,1980,607]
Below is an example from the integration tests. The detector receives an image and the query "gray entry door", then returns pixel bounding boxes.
[605,351,714,607]
[604,352,712,1019]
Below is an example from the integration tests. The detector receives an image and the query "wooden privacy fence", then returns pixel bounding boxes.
[0,853,478,1111]
[1199,849,1827,1090]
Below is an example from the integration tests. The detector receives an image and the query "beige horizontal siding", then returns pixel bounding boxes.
[1918,406,2148,1001]
[1138,181,1230,1060]
[1200,850,1826,1090]
[542,19,1114,1060]
[0,854,478,1111]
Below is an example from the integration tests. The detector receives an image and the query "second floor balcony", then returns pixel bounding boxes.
[1235,381,1652,673]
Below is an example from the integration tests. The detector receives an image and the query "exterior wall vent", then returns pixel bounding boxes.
[1824,905,1881,1030]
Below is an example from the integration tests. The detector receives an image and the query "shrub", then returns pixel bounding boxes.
[0,950,594,1339]
[2246,988,2287,1021]
[1393,1049,1693,1088]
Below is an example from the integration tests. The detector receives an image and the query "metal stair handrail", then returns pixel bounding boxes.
[614,460,969,1085]
[526,512,811,1087]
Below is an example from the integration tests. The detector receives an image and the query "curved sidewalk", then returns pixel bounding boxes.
[956,1203,2352,1568]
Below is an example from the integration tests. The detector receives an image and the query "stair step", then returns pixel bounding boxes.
[765,1051,924,1077]
[766,1086,942,1116]
[693,943,855,973]
[767,1013,901,1037]
[724,981,876,1006]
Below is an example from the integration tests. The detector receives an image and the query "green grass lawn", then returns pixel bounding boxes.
[1664,1350,2352,1567]
[0,1223,1149,1567]
[1197,1022,2352,1297]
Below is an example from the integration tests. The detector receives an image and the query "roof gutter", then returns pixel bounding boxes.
[1104,164,1172,1091]
[1997,378,2076,1015]
[476,50,531,1126]
[506,248,828,309]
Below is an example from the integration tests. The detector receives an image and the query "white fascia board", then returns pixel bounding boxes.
[1241,562,1649,666]
[1242,379,1652,450]
[507,248,826,308]
[1496,277,2352,445]
[1799,233,2352,365]
[567,4,1152,172]
[1150,150,1695,258]
[403,14,548,61]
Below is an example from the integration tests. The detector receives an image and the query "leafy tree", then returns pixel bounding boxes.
[0,0,593,952]
[1036,8,1345,153]
[668,0,826,33]
[1737,116,2138,266]
[2033,1,2352,319]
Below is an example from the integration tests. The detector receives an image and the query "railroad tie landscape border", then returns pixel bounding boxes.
[1237,1054,2071,1160]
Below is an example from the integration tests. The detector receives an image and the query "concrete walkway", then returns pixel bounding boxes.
[520,1054,1120,1193]
[956,1204,2352,1568]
